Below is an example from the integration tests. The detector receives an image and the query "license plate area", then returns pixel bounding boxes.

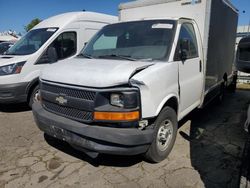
[49,125,70,141]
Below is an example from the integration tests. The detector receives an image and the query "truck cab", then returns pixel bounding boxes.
[0,12,117,107]
[33,0,238,162]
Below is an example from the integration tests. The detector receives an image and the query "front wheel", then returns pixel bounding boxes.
[144,106,178,163]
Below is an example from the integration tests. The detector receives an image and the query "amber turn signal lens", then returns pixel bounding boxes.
[94,111,140,121]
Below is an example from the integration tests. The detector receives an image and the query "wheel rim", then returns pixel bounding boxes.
[33,89,40,103]
[156,119,173,152]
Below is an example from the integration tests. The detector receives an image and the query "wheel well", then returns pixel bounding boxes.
[162,97,178,114]
[27,81,39,102]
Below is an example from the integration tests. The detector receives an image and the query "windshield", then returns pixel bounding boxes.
[81,20,176,61]
[6,28,58,55]
[0,42,13,54]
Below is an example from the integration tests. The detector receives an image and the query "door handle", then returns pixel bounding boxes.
[199,60,202,72]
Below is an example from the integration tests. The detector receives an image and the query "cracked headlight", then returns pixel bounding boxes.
[110,92,139,108]
[0,61,26,76]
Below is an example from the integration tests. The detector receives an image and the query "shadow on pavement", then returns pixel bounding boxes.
[180,90,249,188]
[0,103,30,113]
[44,133,143,167]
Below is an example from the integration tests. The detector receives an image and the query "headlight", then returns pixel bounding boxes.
[110,94,124,107]
[0,61,26,76]
[110,92,139,108]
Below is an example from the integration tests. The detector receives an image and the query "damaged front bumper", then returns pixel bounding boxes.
[32,102,154,156]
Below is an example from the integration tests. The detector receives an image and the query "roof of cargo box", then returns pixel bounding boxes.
[33,11,117,30]
[119,0,238,13]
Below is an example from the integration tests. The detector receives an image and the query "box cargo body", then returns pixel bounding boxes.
[120,0,238,98]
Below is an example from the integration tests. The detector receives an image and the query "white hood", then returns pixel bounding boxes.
[0,55,31,66]
[41,58,154,88]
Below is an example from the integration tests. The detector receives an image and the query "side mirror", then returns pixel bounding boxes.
[47,47,58,63]
[180,49,188,61]
[179,39,189,61]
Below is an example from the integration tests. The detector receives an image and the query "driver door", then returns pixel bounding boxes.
[175,22,203,113]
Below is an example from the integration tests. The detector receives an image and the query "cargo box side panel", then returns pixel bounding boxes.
[205,0,238,92]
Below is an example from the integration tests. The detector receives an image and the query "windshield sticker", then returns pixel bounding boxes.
[181,0,201,5]
[152,24,173,29]
[47,28,57,32]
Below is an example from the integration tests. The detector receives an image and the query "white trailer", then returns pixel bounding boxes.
[33,0,238,162]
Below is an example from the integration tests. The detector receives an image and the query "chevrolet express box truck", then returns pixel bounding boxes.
[33,0,238,162]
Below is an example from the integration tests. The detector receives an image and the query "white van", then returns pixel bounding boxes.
[0,11,117,107]
[33,0,238,162]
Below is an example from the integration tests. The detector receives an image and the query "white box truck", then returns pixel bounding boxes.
[0,12,117,107]
[33,0,238,162]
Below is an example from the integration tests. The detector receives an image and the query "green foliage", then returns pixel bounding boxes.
[24,18,42,32]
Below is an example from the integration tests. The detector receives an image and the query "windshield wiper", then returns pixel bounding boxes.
[77,53,94,59]
[97,54,137,61]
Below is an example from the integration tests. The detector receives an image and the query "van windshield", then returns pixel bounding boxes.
[81,20,176,61]
[6,28,58,55]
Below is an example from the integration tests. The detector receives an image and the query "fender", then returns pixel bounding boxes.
[155,93,179,118]
[26,77,39,95]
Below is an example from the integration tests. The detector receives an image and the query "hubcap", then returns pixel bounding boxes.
[33,89,40,102]
[156,119,173,151]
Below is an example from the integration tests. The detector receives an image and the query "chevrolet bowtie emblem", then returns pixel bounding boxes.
[55,96,68,105]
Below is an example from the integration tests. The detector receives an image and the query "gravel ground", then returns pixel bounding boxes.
[0,90,249,188]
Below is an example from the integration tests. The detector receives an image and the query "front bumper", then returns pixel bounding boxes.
[245,105,250,133]
[32,102,154,155]
[0,82,29,103]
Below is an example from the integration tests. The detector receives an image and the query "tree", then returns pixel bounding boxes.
[24,18,42,32]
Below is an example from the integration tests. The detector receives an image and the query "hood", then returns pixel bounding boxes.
[41,58,155,88]
[0,55,31,66]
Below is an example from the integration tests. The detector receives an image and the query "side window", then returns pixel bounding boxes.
[37,32,77,64]
[174,23,198,60]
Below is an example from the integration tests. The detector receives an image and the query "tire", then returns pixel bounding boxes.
[28,85,40,108]
[228,74,237,93]
[144,106,178,163]
[217,82,225,103]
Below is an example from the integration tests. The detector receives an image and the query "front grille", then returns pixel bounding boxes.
[43,100,93,121]
[41,83,96,101]
[40,82,96,122]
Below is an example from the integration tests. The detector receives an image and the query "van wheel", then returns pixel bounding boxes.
[144,107,177,163]
[28,85,40,108]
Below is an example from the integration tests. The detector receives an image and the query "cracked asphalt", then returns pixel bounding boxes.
[0,89,249,188]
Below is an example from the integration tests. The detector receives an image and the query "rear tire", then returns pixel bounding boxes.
[28,85,40,108]
[217,82,225,103]
[228,74,237,93]
[144,106,178,163]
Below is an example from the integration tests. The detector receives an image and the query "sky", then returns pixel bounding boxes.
[0,0,249,34]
